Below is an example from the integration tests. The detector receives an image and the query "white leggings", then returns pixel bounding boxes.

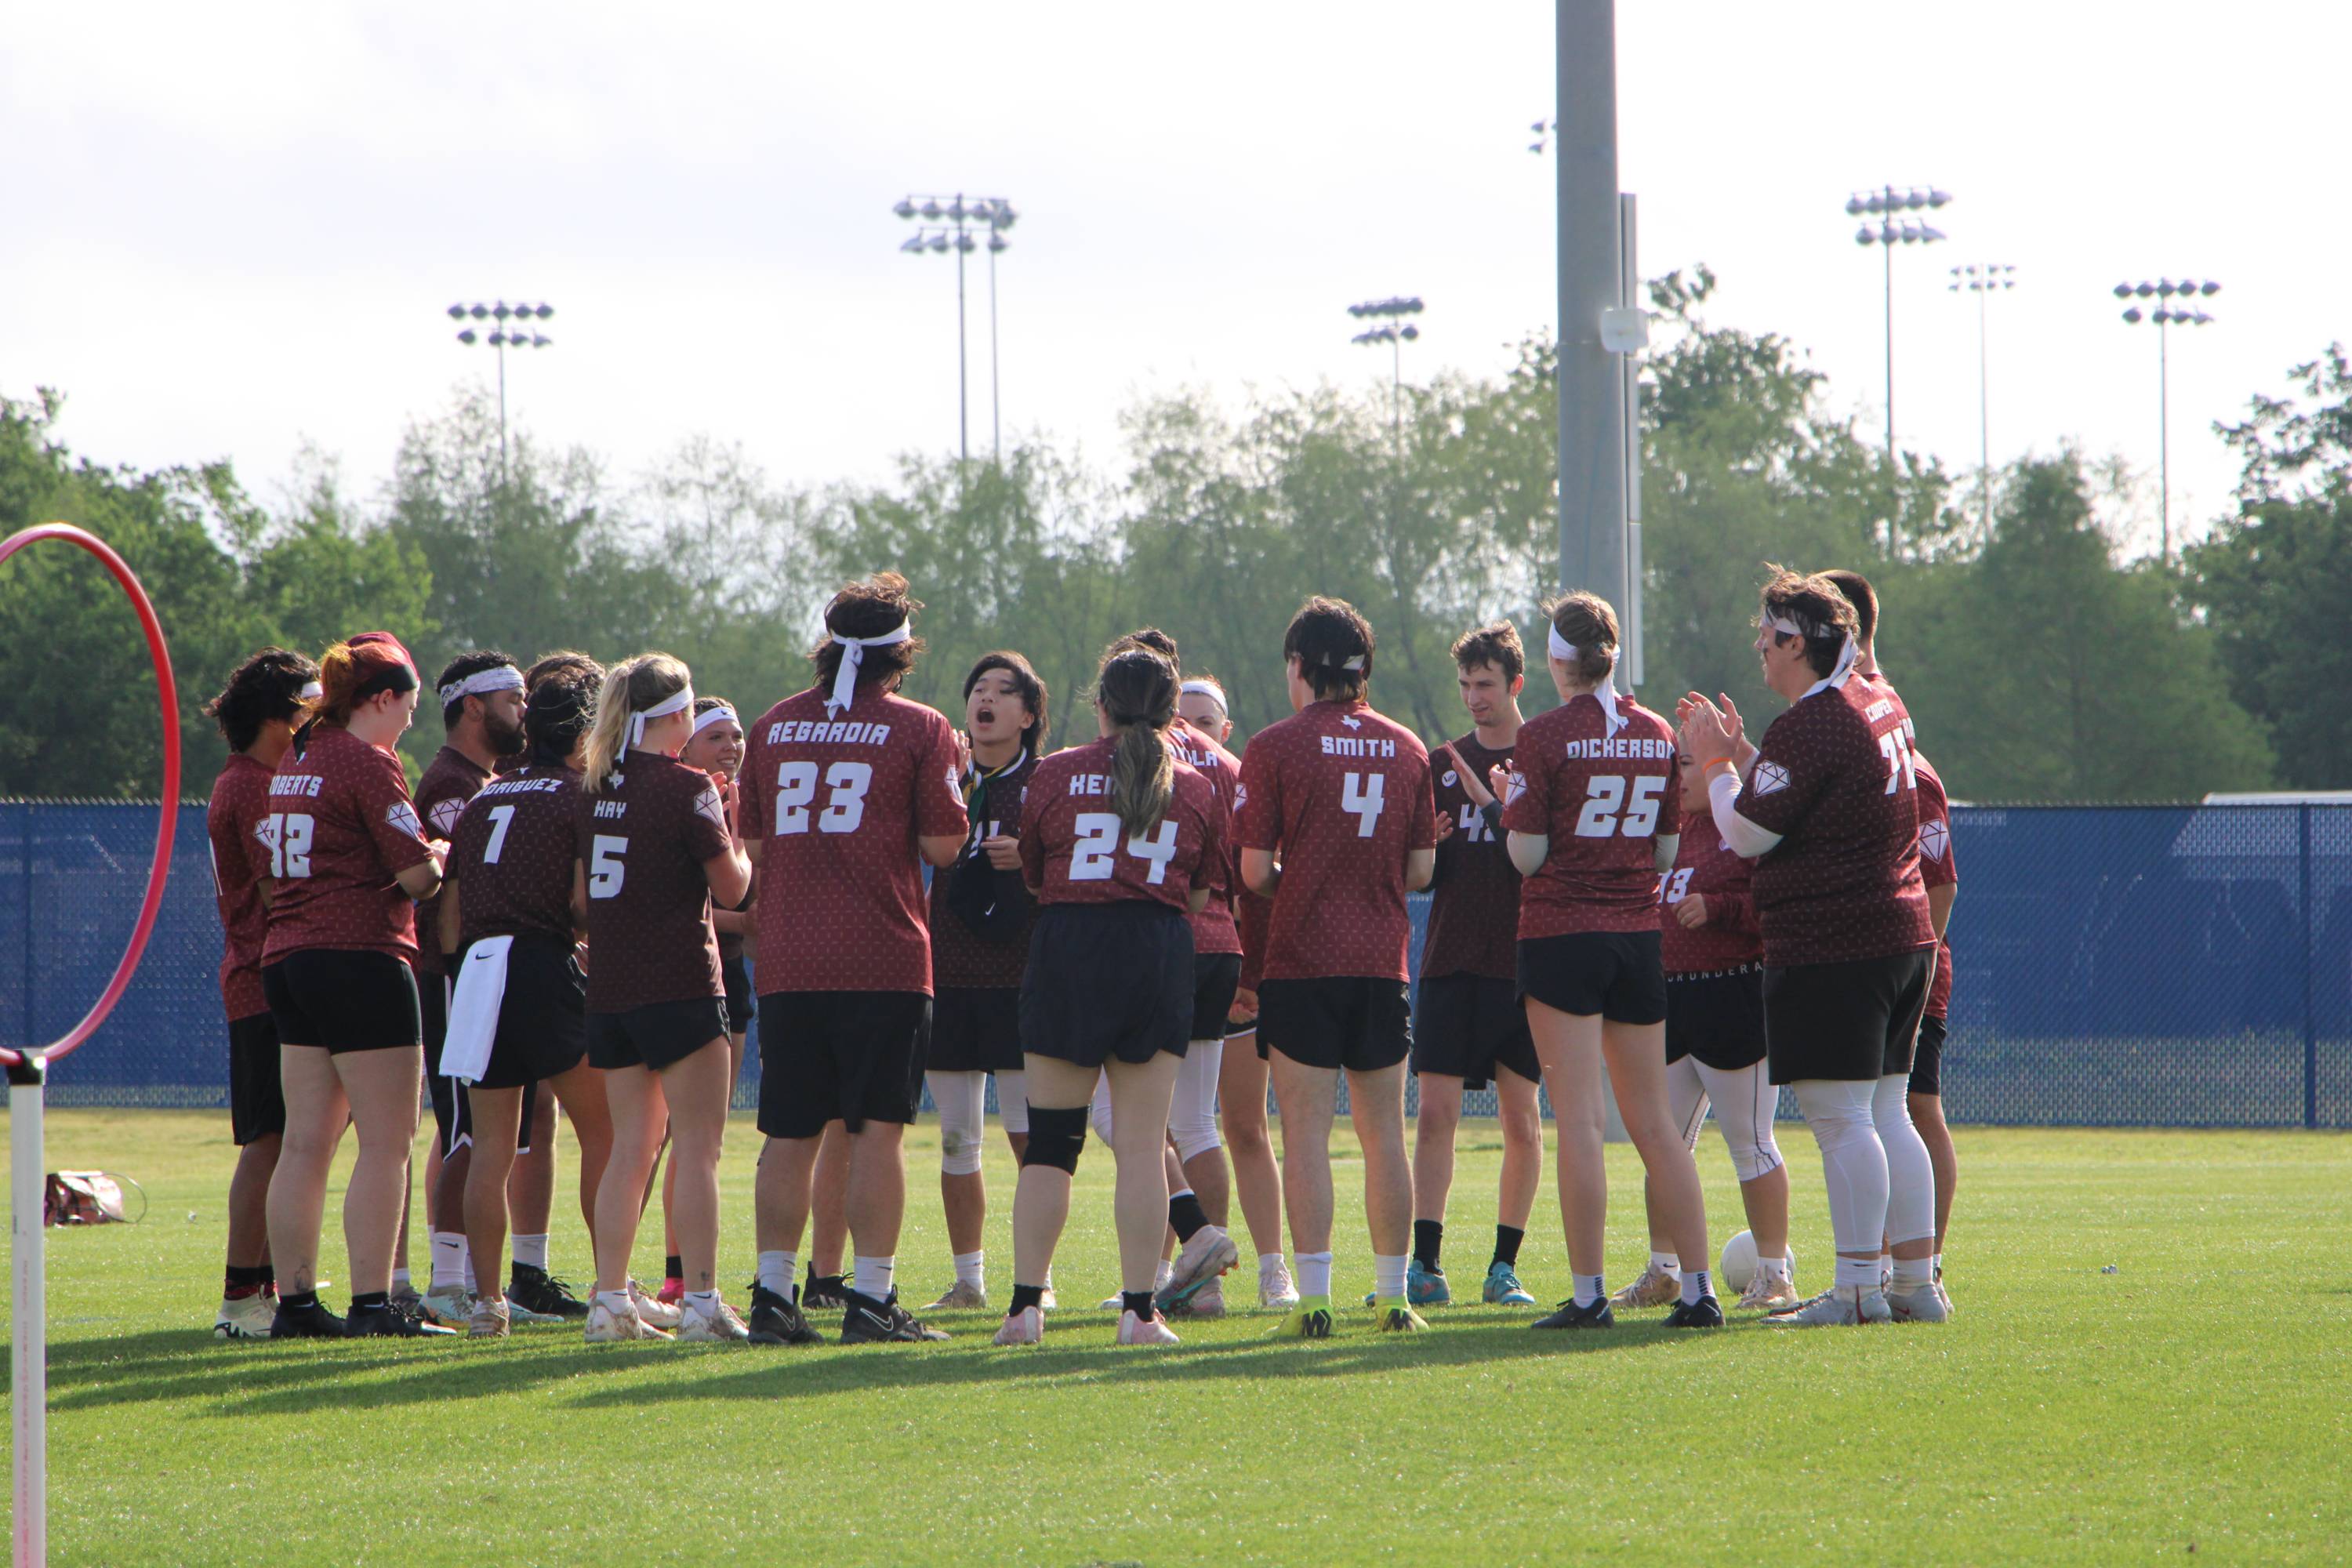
[1666,1054,1784,1182]
[1791,1074,1935,1281]
[1088,1041,1225,1163]
[927,1069,1029,1176]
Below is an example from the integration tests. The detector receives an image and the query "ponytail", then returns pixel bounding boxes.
[303,633,418,744]
[582,652,692,796]
[1096,648,1178,841]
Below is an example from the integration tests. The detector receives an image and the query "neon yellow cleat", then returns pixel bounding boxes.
[1272,1294,1335,1338]
[1374,1298,1431,1332]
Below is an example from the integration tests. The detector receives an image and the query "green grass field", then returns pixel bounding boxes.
[5,1109,2347,1566]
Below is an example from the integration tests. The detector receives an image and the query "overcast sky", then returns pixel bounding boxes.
[7,2,2340,557]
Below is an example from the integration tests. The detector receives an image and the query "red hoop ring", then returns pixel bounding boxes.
[0,524,180,1066]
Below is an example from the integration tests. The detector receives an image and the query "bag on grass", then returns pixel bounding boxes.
[43,1170,144,1227]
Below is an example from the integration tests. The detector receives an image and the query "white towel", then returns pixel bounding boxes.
[442,935,514,1085]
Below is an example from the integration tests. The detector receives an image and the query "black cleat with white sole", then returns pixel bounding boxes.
[747,1284,825,1346]
[803,1266,851,1311]
[347,1304,458,1338]
[1664,1295,1725,1328]
[840,1289,949,1344]
[1530,1296,1616,1330]
[269,1299,348,1339]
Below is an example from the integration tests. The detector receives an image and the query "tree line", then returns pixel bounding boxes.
[4,268,2342,802]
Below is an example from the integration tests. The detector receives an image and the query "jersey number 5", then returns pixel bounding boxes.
[774,760,875,834]
[588,834,627,898]
[1573,775,1665,838]
[1071,813,1180,884]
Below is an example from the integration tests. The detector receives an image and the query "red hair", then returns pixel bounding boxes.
[308,633,419,725]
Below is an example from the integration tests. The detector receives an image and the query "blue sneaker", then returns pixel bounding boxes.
[1361,1259,1451,1308]
[1483,1261,1536,1306]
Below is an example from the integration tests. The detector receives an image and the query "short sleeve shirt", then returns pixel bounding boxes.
[261,724,436,964]
[1501,695,1683,939]
[740,686,968,995]
[1421,733,1521,982]
[1915,753,1958,1018]
[1234,699,1436,983]
[449,764,582,949]
[927,750,1040,990]
[1658,829,1763,974]
[205,753,278,1020]
[411,745,492,975]
[1019,738,1224,910]
[1737,677,1935,966]
[1170,717,1244,956]
[572,753,731,1011]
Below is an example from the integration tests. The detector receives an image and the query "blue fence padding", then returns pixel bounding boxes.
[3,802,2346,1129]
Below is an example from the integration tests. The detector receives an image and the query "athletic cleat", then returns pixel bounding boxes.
[510,1264,590,1319]
[1934,1279,1957,1318]
[1608,1261,1682,1310]
[268,1298,347,1339]
[629,1279,683,1330]
[1273,1295,1335,1338]
[1156,1225,1240,1313]
[468,1298,510,1338]
[501,1298,561,1327]
[746,1285,825,1346]
[1664,1295,1725,1328]
[1531,1296,1615,1330]
[1038,1285,1058,1312]
[656,1276,685,1307]
[840,1289,950,1344]
[1885,1284,1949,1324]
[420,1286,474,1329]
[348,1304,457,1338]
[925,1279,989,1312]
[802,1268,851,1311]
[677,1296,752,1343]
[995,1305,1044,1346]
[1483,1261,1537,1306]
[1259,1258,1300,1310]
[1171,1276,1225,1319]
[1117,1308,1181,1346]
[1766,1286,1893,1328]
[1375,1299,1432,1332]
[1737,1269,1802,1312]
[214,1293,275,1341]
[585,1296,672,1342]
[387,1282,427,1321]
[1363,1258,1451,1308]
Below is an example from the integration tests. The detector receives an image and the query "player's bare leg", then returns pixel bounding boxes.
[1219,1030,1291,1303]
[1268,1051,1338,1333]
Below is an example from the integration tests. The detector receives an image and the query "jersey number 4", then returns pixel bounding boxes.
[1070,813,1179,884]
[1573,775,1664,838]
[1341,771,1385,838]
[774,760,874,835]
[260,812,314,878]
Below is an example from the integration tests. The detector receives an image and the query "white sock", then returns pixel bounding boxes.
[953,1250,985,1290]
[1893,1255,1933,1290]
[512,1233,550,1272]
[1372,1254,1408,1301]
[1295,1251,1334,1298]
[463,1256,477,1293]
[429,1232,468,1292]
[852,1254,895,1301]
[1680,1269,1713,1305]
[1650,1250,1681,1276]
[757,1250,797,1298]
[1259,1252,1287,1276]
[1573,1272,1605,1306]
[1835,1256,1882,1289]
[391,1267,412,1291]
[1932,1251,1944,1276]
[684,1288,720,1315]
[1761,1250,1792,1279]
[596,1288,633,1314]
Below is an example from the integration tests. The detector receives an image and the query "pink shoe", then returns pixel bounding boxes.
[656,1276,684,1307]
[1116,1308,1180,1346]
[994,1306,1044,1346]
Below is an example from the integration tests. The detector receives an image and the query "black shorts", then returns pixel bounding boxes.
[1518,931,1668,1025]
[1191,953,1243,1044]
[1410,974,1537,1090]
[462,934,587,1091]
[1257,975,1412,1073]
[263,949,421,1054]
[757,989,931,1138]
[1019,902,1194,1070]
[931,986,1024,1074]
[418,967,470,1152]
[587,995,730,1074]
[227,1011,285,1145]
[721,948,757,1036]
[1910,1013,1947,1097]
[1762,947,1935,1085]
[1665,964,1768,1072]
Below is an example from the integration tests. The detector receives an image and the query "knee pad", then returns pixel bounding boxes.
[1171,1041,1225,1163]
[1022,1104,1088,1175]
[928,1071,985,1177]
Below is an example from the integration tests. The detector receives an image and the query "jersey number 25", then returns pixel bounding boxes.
[1574,775,1664,838]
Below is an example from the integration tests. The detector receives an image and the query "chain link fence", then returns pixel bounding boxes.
[4,800,2345,1127]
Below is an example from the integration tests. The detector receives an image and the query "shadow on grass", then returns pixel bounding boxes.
[24,1311,1711,1417]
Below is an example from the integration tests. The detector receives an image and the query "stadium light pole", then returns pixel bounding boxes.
[1347,296,1425,451]
[2115,278,2220,565]
[1845,187,1951,459]
[1948,263,2017,535]
[1555,1,1627,615]
[895,193,1018,466]
[448,301,554,486]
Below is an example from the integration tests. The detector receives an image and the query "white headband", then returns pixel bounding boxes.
[630,685,695,746]
[1766,614,1861,692]
[299,681,323,702]
[690,704,740,739]
[1179,679,1227,709]
[827,620,913,717]
[437,664,524,709]
[1548,623,1628,738]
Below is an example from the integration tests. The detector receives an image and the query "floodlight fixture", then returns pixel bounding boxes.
[896,193,1021,463]
[1842,183,1953,483]
[447,298,557,486]
[2115,275,2223,563]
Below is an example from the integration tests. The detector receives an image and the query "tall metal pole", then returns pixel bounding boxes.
[955,221,970,468]
[988,240,1001,463]
[1977,281,1991,533]
[1884,237,1896,460]
[1391,333,1403,451]
[1555,0,1626,603]
[496,338,509,486]
[2158,315,2171,564]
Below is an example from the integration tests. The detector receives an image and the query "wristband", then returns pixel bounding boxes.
[1478,800,1504,834]
[1702,755,1736,773]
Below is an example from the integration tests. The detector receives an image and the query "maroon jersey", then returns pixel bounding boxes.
[260,724,436,963]
[1659,827,1762,974]
[927,750,1040,990]
[572,753,731,1011]
[741,686,968,995]
[1170,716,1243,956]
[1018,738,1224,911]
[1501,694,1683,939]
[205,752,277,1020]
[412,745,492,977]
[1421,733,1521,982]
[1858,669,1917,746]
[448,764,582,949]
[1235,699,1436,983]
[1915,753,1958,1019]
[1737,677,1934,966]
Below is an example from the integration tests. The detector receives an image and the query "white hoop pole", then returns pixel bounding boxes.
[10,1052,47,1567]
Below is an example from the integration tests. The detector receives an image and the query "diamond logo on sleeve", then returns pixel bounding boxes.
[1750,761,1791,797]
